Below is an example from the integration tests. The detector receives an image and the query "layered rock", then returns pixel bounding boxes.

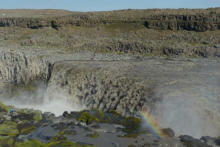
[0,8,220,31]
[0,50,50,85]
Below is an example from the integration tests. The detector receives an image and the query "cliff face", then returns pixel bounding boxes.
[0,9,219,118]
[0,8,220,31]
[0,50,50,85]
[0,49,149,116]
[47,61,147,116]
[145,13,220,31]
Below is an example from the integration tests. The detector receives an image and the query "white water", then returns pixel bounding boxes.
[152,80,220,138]
[1,83,85,116]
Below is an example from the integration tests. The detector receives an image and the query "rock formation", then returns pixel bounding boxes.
[0,8,220,31]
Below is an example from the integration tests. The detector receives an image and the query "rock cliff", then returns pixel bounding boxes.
[0,49,149,116]
[0,8,220,31]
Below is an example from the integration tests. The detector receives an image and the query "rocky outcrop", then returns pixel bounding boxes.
[47,62,147,116]
[0,8,220,31]
[0,50,50,85]
[0,49,151,116]
[144,13,220,31]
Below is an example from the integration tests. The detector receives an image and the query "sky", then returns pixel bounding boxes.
[0,0,220,11]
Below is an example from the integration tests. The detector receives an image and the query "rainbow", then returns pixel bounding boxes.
[140,108,166,139]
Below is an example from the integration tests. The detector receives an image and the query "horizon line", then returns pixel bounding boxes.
[0,7,219,12]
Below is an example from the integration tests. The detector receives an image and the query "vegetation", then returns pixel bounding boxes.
[78,111,100,124]
[0,9,219,58]
[124,116,141,133]
[0,121,18,136]
[14,139,95,147]
[0,101,10,112]
[87,132,99,138]
[0,127,95,147]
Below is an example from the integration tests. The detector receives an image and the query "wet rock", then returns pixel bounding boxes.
[30,126,58,142]
[180,135,211,147]
[76,142,94,146]
[63,111,69,117]
[12,112,34,121]
[162,128,175,137]
[112,142,120,147]
[63,129,76,135]
[42,112,55,120]
[51,122,67,130]
[201,136,220,146]
[215,137,220,146]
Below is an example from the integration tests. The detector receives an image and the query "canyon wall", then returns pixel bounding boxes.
[0,8,220,31]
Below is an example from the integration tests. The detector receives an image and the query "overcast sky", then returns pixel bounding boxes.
[0,0,220,11]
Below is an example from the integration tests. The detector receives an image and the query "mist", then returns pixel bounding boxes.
[0,82,86,116]
[152,80,220,138]
[0,75,220,139]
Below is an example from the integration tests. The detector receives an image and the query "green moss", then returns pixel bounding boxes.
[20,125,36,135]
[0,136,14,146]
[48,133,95,147]
[0,121,18,136]
[47,138,76,147]
[15,139,46,147]
[0,101,10,112]
[121,132,142,138]
[124,117,141,132]
[92,108,104,118]
[109,110,121,116]
[88,132,99,138]
[33,111,42,122]
[64,130,76,136]
[78,111,99,124]
[14,138,95,147]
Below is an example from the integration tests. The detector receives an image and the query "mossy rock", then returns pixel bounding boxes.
[17,122,36,135]
[15,138,95,147]
[20,125,36,135]
[0,102,10,112]
[107,110,126,125]
[48,133,95,147]
[77,111,100,124]
[33,111,43,122]
[15,139,46,147]
[0,136,14,147]
[109,110,121,116]
[63,129,76,136]
[90,109,111,123]
[12,112,34,121]
[122,117,141,134]
[0,121,18,136]
[87,132,99,138]
[120,132,142,138]
[91,108,105,118]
